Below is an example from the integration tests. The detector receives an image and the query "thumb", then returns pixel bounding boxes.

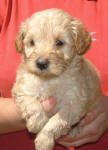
[41,96,57,112]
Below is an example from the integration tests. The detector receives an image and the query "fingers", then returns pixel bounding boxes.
[58,115,99,143]
[58,127,104,148]
[79,95,108,127]
[41,96,57,112]
[57,95,108,148]
[57,127,90,144]
[58,111,108,147]
[58,135,98,147]
[79,112,95,127]
[58,128,101,147]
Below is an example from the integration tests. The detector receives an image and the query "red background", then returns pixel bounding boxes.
[0,0,108,150]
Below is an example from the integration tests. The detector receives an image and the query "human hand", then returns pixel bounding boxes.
[0,96,57,133]
[57,95,108,147]
[41,96,57,112]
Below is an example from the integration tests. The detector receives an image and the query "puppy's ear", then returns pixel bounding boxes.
[70,19,91,55]
[15,23,27,53]
[15,32,24,53]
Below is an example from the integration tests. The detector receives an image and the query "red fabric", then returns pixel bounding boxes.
[0,0,108,150]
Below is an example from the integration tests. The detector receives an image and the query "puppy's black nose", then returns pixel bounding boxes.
[36,58,49,70]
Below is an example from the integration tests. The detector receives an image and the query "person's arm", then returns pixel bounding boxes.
[58,95,108,147]
[0,97,56,134]
[0,97,25,133]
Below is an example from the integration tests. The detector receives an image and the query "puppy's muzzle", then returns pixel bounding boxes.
[36,58,50,70]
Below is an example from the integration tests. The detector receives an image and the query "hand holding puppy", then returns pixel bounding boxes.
[58,95,108,147]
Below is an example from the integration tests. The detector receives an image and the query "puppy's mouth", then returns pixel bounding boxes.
[34,69,58,80]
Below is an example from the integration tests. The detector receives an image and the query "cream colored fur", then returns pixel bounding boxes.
[12,8,101,150]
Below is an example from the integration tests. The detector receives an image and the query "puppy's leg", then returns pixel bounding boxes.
[15,95,48,133]
[35,103,87,150]
[35,106,71,150]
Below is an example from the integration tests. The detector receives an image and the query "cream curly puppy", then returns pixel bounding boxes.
[12,8,102,150]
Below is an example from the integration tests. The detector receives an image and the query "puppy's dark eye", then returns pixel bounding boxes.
[56,40,64,47]
[30,39,35,46]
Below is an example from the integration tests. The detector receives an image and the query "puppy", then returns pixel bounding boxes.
[12,8,102,150]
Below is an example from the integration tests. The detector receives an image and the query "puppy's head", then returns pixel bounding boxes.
[15,9,91,78]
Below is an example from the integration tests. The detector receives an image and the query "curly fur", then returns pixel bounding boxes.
[12,8,102,150]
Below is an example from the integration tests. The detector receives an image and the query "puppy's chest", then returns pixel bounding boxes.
[22,73,78,104]
[22,73,89,115]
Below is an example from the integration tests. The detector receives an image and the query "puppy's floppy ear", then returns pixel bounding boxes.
[15,31,24,53]
[70,19,91,55]
[15,23,27,53]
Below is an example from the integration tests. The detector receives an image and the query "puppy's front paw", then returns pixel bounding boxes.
[35,132,54,150]
[27,114,48,133]
[26,114,38,133]
[24,102,48,133]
